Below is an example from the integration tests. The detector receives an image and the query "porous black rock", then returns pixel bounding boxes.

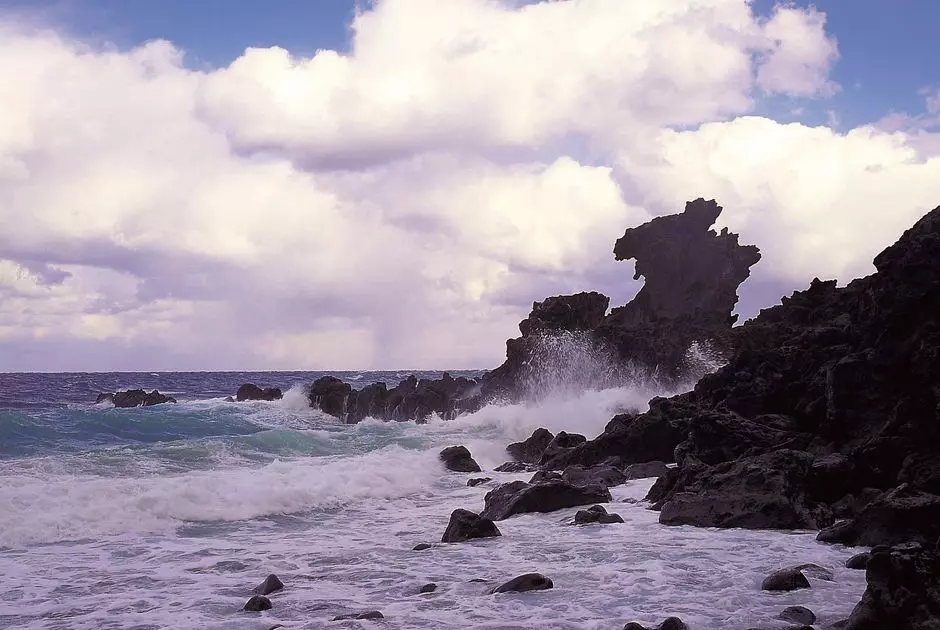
[243,595,272,612]
[252,574,284,596]
[490,573,553,594]
[481,479,611,521]
[841,544,940,629]
[439,445,482,473]
[441,509,501,543]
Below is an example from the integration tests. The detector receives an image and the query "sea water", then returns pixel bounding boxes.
[0,372,867,629]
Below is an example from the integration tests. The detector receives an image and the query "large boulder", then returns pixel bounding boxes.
[236,384,283,402]
[816,485,940,547]
[657,450,834,530]
[441,509,501,543]
[841,544,940,629]
[481,479,611,521]
[308,376,352,419]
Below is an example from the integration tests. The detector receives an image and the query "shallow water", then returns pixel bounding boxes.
[0,372,866,629]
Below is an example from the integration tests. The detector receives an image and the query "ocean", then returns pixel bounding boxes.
[0,371,867,629]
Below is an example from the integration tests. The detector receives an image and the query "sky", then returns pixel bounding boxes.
[0,0,939,372]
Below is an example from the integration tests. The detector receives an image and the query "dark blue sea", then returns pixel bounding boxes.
[0,372,866,629]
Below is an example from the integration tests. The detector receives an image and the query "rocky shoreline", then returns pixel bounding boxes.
[95,198,940,628]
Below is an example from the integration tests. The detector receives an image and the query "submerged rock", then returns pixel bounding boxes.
[331,610,384,621]
[236,384,283,402]
[419,583,437,594]
[623,617,689,630]
[96,389,177,407]
[490,573,554,594]
[481,479,611,521]
[441,509,501,543]
[252,574,284,596]
[439,446,482,473]
[467,477,492,487]
[243,595,272,611]
[412,543,433,551]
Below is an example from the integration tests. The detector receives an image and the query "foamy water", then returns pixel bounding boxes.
[0,373,866,629]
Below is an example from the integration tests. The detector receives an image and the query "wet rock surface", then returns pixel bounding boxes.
[439,446,482,473]
[481,479,611,521]
[441,509,501,543]
[236,384,283,402]
[95,389,177,407]
[490,573,554,594]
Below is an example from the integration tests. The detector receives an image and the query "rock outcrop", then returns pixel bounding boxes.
[308,373,482,423]
[439,446,482,473]
[236,384,283,402]
[441,509,501,543]
[482,198,761,400]
[95,389,177,407]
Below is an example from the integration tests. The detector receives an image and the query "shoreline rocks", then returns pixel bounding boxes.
[481,479,611,521]
[441,509,501,543]
[439,446,482,473]
[95,389,177,407]
[236,384,283,402]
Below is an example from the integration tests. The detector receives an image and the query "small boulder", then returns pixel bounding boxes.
[539,431,587,466]
[490,573,553,594]
[243,595,272,612]
[439,445,482,473]
[468,477,492,487]
[574,504,624,525]
[332,610,384,621]
[98,389,178,408]
[412,543,433,551]
[252,574,284,596]
[236,384,283,402]
[761,567,811,591]
[507,428,554,463]
[845,552,871,569]
[481,479,611,521]
[623,618,688,630]
[441,509,502,543]
[779,606,816,625]
[419,583,437,594]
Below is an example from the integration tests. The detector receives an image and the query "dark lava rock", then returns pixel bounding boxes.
[439,445,482,473]
[332,610,384,621]
[243,595,272,611]
[507,428,554,464]
[252,574,284,596]
[816,485,940,547]
[309,376,352,419]
[97,389,177,407]
[412,543,432,551]
[761,567,812,592]
[624,461,669,480]
[236,384,283,402]
[441,509,501,543]
[481,479,611,521]
[779,606,816,625]
[539,431,587,466]
[562,464,626,488]
[419,583,437,593]
[490,573,553,594]
[658,450,834,530]
[623,618,689,630]
[494,461,529,473]
[528,470,563,484]
[846,552,871,570]
[574,504,624,525]
[467,477,492,487]
[841,544,940,629]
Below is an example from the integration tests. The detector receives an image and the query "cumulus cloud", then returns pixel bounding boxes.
[0,0,938,371]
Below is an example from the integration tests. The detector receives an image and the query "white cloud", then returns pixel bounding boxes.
[0,1,937,370]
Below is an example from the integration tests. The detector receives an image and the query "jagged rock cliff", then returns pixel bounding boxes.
[307,198,760,422]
